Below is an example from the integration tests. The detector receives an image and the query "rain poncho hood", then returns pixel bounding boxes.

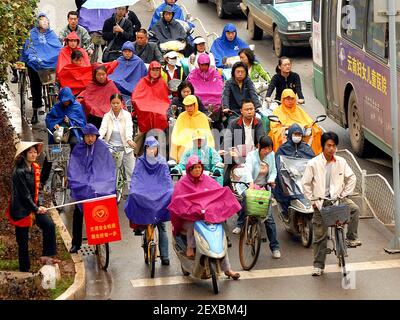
[149,1,185,30]
[67,124,116,202]
[109,41,148,95]
[210,23,249,68]
[56,31,90,77]
[22,13,62,72]
[131,61,170,132]
[187,54,223,105]
[45,87,86,142]
[81,65,121,118]
[168,155,241,236]
[269,89,323,154]
[170,95,215,161]
[124,136,173,225]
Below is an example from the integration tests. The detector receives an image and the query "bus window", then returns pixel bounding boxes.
[341,0,367,47]
[313,0,320,22]
[366,0,388,60]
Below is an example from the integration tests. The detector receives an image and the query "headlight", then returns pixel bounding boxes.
[198,234,210,250]
[288,21,307,31]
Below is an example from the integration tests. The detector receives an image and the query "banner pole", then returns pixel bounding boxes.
[46,194,117,211]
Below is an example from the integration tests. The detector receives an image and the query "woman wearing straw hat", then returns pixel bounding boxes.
[6,141,60,272]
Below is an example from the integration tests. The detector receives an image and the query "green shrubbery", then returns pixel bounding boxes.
[0,0,39,84]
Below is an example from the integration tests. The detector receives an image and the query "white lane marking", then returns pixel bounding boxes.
[130,259,400,288]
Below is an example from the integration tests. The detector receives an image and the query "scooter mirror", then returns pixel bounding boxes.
[215,162,225,169]
[304,127,312,137]
[315,115,327,123]
[268,115,280,123]
[167,160,177,167]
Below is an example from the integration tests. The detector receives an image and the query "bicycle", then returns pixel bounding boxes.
[141,224,159,278]
[232,182,272,271]
[37,68,58,112]
[81,236,110,271]
[107,144,134,204]
[313,196,353,279]
[14,62,30,120]
[46,126,81,207]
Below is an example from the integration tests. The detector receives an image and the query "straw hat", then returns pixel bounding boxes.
[14,141,43,159]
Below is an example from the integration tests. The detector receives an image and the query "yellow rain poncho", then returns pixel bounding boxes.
[170,95,215,162]
[269,89,323,154]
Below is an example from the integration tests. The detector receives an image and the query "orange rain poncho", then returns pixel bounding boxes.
[268,89,323,154]
[170,95,215,162]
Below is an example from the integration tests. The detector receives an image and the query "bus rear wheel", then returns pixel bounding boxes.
[348,91,371,157]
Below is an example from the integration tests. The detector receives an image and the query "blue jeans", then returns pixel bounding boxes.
[236,199,280,252]
[157,222,169,259]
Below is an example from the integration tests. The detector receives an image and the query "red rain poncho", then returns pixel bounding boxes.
[131,61,170,133]
[56,32,90,77]
[168,155,241,236]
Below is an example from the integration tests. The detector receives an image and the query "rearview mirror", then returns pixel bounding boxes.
[167,160,177,167]
[315,115,327,123]
[268,115,281,123]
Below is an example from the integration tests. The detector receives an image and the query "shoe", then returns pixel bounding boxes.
[311,267,324,276]
[272,249,281,259]
[161,258,170,266]
[31,113,38,124]
[11,75,18,83]
[232,227,241,235]
[134,229,144,236]
[69,245,81,253]
[346,239,362,247]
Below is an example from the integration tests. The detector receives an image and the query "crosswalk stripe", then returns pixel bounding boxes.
[130,259,400,288]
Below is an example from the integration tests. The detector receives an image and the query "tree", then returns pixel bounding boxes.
[0,0,39,84]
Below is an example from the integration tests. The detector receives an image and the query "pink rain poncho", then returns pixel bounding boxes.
[187,53,224,106]
[168,155,241,236]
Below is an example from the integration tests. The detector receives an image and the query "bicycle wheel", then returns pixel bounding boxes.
[19,71,27,118]
[96,243,110,270]
[209,259,219,294]
[116,166,125,203]
[239,216,262,271]
[149,242,156,278]
[51,170,67,207]
[335,228,347,277]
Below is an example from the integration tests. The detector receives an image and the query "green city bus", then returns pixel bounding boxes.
[312,0,400,157]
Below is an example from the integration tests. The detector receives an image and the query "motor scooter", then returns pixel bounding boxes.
[173,220,228,294]
[276,155,314,247]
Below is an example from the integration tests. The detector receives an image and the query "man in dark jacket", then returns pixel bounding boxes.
[222,62,261,115]
[124,6,141,41]
[133,29,163,63]
[102,6,134,62]
[222,99,265,185]
[151,5,187,44]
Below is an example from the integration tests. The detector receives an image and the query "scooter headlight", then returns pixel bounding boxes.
[198,233,210,251]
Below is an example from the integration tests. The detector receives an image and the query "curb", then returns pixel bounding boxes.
[49,209,86,300]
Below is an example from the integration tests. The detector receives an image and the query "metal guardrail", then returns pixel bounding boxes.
[337,149,395,226]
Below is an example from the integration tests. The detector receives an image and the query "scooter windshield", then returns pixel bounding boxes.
[278,155,310,197]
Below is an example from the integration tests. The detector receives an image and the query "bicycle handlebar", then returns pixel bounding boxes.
[310,193,359,202]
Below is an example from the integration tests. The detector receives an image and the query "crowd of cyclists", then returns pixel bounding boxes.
[7,0,362,280]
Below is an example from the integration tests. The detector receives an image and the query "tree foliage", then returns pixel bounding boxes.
[0,0,39,84]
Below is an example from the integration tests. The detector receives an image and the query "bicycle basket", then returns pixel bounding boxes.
[45,144,71,162]
[38,68,56,85]
[245,189,271,218]
[320,204,351,227]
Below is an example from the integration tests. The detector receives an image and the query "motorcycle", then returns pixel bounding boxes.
[173,220,228,294]
[276,155,314,247]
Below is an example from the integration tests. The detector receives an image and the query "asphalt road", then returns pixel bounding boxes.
[30,0,400,301]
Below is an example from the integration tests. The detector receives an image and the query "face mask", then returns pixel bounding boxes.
[168,58,177,66]
[292,136,302,144]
